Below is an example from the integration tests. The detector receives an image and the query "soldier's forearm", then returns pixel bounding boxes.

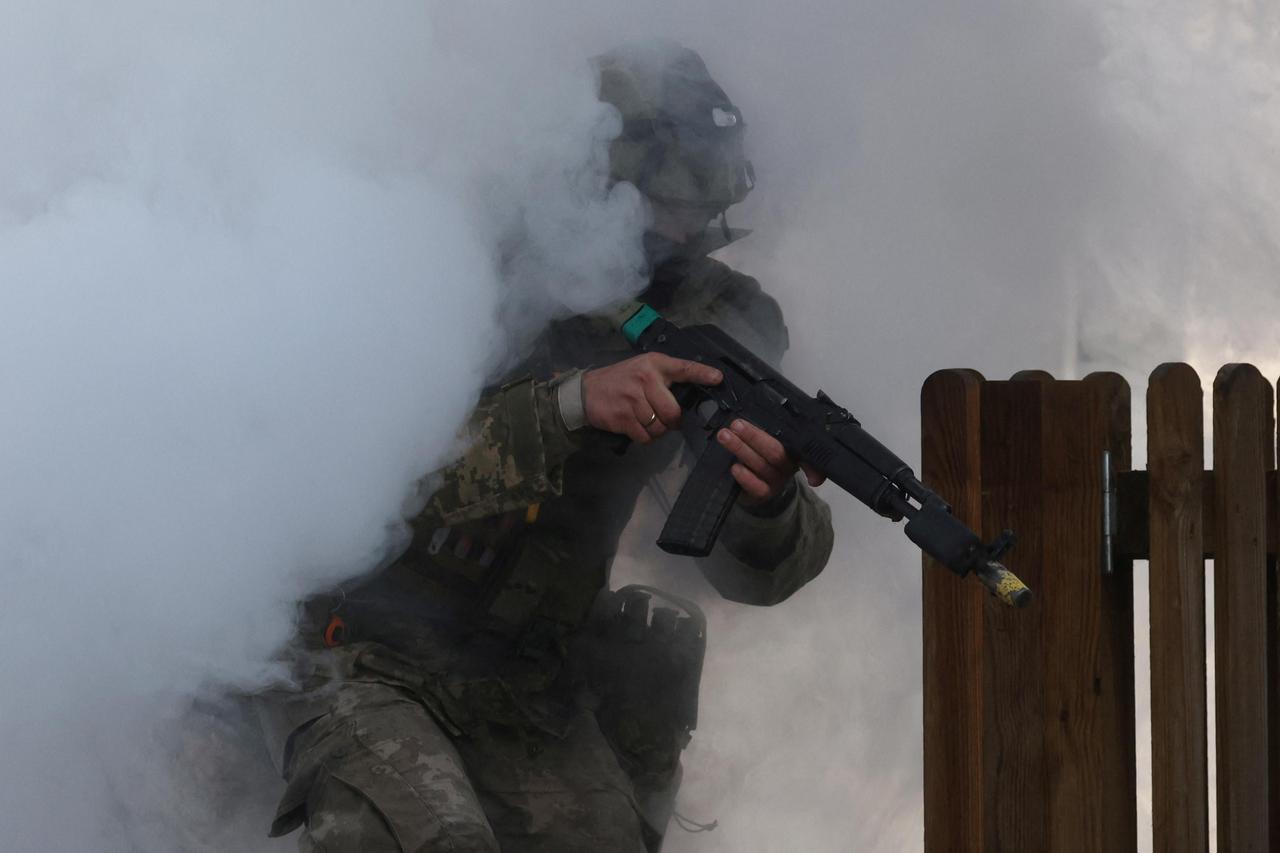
[415,373,585,527]
[696,478,834,605]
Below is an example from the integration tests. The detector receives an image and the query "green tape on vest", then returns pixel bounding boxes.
[621,303,661,344]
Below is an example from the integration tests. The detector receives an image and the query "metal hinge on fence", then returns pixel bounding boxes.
[1102,450,1117,576]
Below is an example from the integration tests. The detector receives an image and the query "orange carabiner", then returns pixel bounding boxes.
[323,614,347,648]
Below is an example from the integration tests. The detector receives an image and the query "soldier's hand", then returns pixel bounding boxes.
[582,354,722,444]
[716,419,827,507]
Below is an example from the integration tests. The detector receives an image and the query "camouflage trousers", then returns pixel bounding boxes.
[267,678,649,853]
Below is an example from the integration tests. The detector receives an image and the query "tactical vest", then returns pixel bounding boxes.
[326,254,787,673]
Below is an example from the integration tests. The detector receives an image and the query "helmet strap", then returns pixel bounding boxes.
[719,211,732,242]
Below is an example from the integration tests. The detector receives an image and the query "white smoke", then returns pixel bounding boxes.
[0,2,642,850]
[1079,1,1280,381]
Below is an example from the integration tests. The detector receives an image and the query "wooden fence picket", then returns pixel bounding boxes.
[1273,377,1280,845]
[921,369,987,853]
[1083,372,1139,852]
[1146,363,1208,853]
[1038,374,1134,851]
[979,376,1049,851]
[1212,365,1273,853]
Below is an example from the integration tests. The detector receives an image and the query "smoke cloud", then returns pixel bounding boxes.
[4,1,1278,851]
[0,2,641,850]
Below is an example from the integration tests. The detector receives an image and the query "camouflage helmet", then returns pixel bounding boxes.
[595,41,754,213]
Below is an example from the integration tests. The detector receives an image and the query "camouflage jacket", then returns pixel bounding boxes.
[325,253,832,668]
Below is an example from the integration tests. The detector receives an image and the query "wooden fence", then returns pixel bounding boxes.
[921,364,1278,853]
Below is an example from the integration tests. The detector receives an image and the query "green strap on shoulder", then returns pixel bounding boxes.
[620,302,662,344]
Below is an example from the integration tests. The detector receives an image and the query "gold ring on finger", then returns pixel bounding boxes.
[644,412,658,427]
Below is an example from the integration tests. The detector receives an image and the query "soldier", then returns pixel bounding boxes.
[258,40,834,852]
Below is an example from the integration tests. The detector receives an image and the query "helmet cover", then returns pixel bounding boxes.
[595,41,754,213]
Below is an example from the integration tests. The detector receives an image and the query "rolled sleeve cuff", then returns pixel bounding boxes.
[736,476,798,520]
[723,476,801,542]
[554,369,588,432]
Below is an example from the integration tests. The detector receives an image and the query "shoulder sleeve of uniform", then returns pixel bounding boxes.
[413,373,581,527]
[696,259,790,366]
[693,477,834,606]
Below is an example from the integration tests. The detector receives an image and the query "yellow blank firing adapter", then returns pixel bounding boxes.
[972,561,1033,608]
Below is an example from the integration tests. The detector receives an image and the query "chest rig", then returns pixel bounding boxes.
[387,313,648,661]
[334,254,773,663]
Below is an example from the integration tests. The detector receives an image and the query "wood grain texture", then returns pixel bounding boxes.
[1083,371,1138,853]
[1146,363,1208,853]
[1040,379,1105,851]
[980,378,1048,851]
[1212,364,1273,853]
[1271,378,1280,845]
[922,369,986,853]
[965,374,1136,853]
[1112,470,1277,560]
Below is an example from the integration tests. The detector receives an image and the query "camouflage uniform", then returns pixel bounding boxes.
[259,43,834,853]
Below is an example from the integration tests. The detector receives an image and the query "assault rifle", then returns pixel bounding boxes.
[616,302,1032,608]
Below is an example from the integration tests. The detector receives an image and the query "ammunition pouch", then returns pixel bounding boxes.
[571,584,707,837]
